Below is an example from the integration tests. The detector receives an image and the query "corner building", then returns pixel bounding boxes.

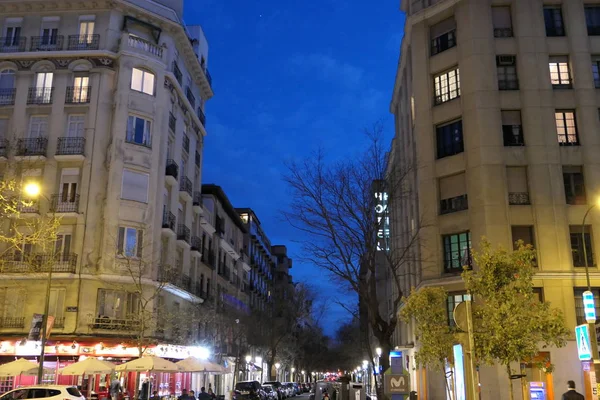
[0,0,217,394]
[391,0,600,399]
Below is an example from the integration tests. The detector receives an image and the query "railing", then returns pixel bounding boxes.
[0,139,7,158]
[16,137,48,156]
[183,135,190,153]
[494,28,513,38]
[0,317,25,328]
[197,108,206,127]
[0,253,77,273]
[162,210,176,231]
[53,316,66,328]
[90,317,138,330]
[56,137,85,156]
[127,34,162,58]
[177,224,191,244]
[172,61,183,86]
[191,235,202,252]
[65,86,91,103]
[508,192,530,205]
[193,191,201,206]
[165,159,179,180]
[67,34,99,50]
[195,151,201,168]
[186,87,196,109]
[498,79,519,90]
[51,194,80,213]
[169,112,176,132]
[180,176,193,197]
[440,195,468,215]
[0,88,16,105]
[30,35,64,51]
[0,37,26,52]
[503,125,524,146]
[27,87,54,105]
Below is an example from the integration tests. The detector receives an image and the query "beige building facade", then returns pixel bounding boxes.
[390,0,600,398]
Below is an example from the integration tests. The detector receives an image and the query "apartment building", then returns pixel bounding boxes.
[0,0,214,391]
[390,0,600,399]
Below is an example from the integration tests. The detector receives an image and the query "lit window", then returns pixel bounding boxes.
[555,111,578,145]
[548,56,571,88]
[433,67,460,105]
[117,226,143,257]
[442,231,471,272]
[126,115,152,147]
[131,68,154,95]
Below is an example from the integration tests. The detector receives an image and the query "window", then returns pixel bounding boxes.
[592,56,600,88]
[532,287,544,302]
[131,68,154,95]
[96,289,140,319]
[443,231,472,272]
[28,116,48,138]
[511,225,535,249]
[439,173,468,214]
[78,16,95,42]
[33,72,53,103]
[48,288,65,324]
[430,18,456,55]
[548,56,571,88]
[433,67,460,105]
[544,6,565,36]
[555,111,578,145]
[121,169,149,203]
[126,115,152,147]
[117,227,143,257]
[3,18,22,47]
[497,56,518,90]
[35,72,53,89]
[59,169,79,207]
[0,288,25,320]
[585,5,600,36]
[447,292,469,326]
[40,16,59,46]
[571,226,594,267]
[70,76,90,103]
[492,6,513,37]
[501,110,523,146]
[507,167,529,205]
[563,166,586,205]
[575,288,600,325]
[55,233,72,260]
[0,69,15,89]
[66,115,84,137]
[436,119,463,159]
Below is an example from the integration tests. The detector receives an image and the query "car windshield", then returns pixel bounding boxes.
[235,383,256,392]
[67,388,82,397]
[262,387,272,392]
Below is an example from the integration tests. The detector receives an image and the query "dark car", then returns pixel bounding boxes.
[234,381,264,400]
[263,381,284,400]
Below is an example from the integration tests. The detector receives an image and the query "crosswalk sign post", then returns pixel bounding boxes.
[576,324,593,361]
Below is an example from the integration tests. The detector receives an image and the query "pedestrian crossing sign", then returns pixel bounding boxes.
[576,324,593,361]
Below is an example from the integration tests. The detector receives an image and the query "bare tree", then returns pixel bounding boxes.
[283,124,420,399]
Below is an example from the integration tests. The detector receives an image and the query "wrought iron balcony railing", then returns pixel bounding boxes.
[191,235,202,252]
[0,37,26,52]
[67,34,100,50]
[172,61,183,86]
[56,137,85,156]
[180,176,192,197]
[30,35,64,51]
[165,159,179,180]
[90,316,139,330]
[65,86,91,103]
[508,192,530,205]
[177,224,191,244]
[0,253,77,273]
[0,317,25,328]
[27,87,54,105]
[193,191,201,206]
[16,137,48,156]
[51,194,80,213]
[0,88,16,105]
[186,87,196,109]
[162,210,176,231]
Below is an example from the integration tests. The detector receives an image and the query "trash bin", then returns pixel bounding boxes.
[409,391,417,400]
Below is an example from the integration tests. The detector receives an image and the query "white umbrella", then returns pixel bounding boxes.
[0,358,52,377]
[176,357,226,373]
[115,356,180,372]
[60,358,116,376]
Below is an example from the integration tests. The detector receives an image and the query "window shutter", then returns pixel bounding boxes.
[136,229,144,258]
[117,227,125,254]
[121,169,149,203]
[549,55,567,63]
[501,110,521,125]
[439,173,466,200]
[507,167,528,193]
[492,7,512,28]
[430,18,456,38]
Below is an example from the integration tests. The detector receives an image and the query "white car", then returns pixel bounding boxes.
[0,385,85,400]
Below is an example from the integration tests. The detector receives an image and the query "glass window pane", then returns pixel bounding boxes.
[131,68,143,91]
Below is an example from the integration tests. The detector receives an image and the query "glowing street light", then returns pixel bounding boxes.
[375,347,382,357]
[23,182,41,197]
[245,355,252,363]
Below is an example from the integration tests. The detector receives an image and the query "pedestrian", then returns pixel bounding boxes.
[150,391,160,400]
[189,391,196,399]
[207,388,216,400]
[562,380,584,400]
[198,387,211,400]
[178,389,190,400]
[110,376,122,400]
[140,378,150,400]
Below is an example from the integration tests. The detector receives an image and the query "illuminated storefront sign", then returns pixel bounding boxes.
[375,191,390,251]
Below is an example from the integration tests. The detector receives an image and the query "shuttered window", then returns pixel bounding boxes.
[121,169,149,203]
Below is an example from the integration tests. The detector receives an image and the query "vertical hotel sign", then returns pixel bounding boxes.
[374,185,390,251]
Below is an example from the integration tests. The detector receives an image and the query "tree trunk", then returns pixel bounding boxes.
[506,365,514,400]
[373,341,391,400]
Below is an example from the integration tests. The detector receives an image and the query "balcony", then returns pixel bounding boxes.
[162,210,176,233]
[508,192,530,205]
[17,199,38,214]
[67,34,100,51]
[494,28,513,38]
[169,112,176,132]
[126,34,163,58]
[172,61,183,86]
[55,137,85,162]
[16,137,48,158]
[27,87,54,105]
[65,86,91,104]
[31,35,64,51]
[186,87,196,109]
[197,108,206,127]
[191,235,202,254]
[220,237,240,260]
[89,316,138,331]
[440,195,468,215]
[0,37,26,52]
[0,88,16,106]
[177,224,191,245]
[50,194,80,214]
[53,316,66,329]
[179,176,193,201]
[165,159,179,186]
[0,317,25,328]
[0,253,77,274]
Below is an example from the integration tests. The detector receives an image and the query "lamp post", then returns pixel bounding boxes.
[275,363,281,381]
[256,356,263,383]
[245,355,252,380]
[301,371,305,383]
[291,367,295,382]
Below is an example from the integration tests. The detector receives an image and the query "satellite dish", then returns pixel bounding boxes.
[454,302,468,332]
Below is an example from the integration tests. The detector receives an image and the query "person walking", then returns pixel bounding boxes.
[110,377,122,400]
[197,387,211,400]
[562,380,584,400]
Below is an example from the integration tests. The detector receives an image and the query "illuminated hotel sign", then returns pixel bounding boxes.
[375,191,390,251]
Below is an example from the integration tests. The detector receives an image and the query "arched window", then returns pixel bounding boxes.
[0,69,15,90]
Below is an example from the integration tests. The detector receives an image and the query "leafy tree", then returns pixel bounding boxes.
[463,240,570,400]
[400,287,458,399]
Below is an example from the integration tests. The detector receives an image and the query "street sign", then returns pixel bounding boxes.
[584,291,597,322]
[384,374,410,395]
[576,324,593,360]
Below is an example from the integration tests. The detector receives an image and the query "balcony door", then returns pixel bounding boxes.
[72,76,89,103]
[54,234,72,262]
[34,72,53,103]
[4,18,21,47]
[40,17,59,46]
[79,18,95,43]
[59,169,79,205]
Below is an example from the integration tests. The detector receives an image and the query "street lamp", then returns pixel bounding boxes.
[301,370,305,383]
[245,355,252,380]
[256,356,263,382]
[291,367,295,382]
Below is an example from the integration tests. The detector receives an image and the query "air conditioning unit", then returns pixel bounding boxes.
[497,55,515,65]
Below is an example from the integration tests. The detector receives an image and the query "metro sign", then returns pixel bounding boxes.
[384,374,410,394]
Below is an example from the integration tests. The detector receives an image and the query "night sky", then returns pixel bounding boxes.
[184,1,406,334]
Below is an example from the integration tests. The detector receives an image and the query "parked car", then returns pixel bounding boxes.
[263,381,285,400]
[292,384,301,396]
[261,385,278,400]
[283,383,295,397]
[301,384,310,393]
[234,381,265,400]
[0,386,85,400]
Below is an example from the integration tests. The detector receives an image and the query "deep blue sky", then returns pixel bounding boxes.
[184,1,405,334]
